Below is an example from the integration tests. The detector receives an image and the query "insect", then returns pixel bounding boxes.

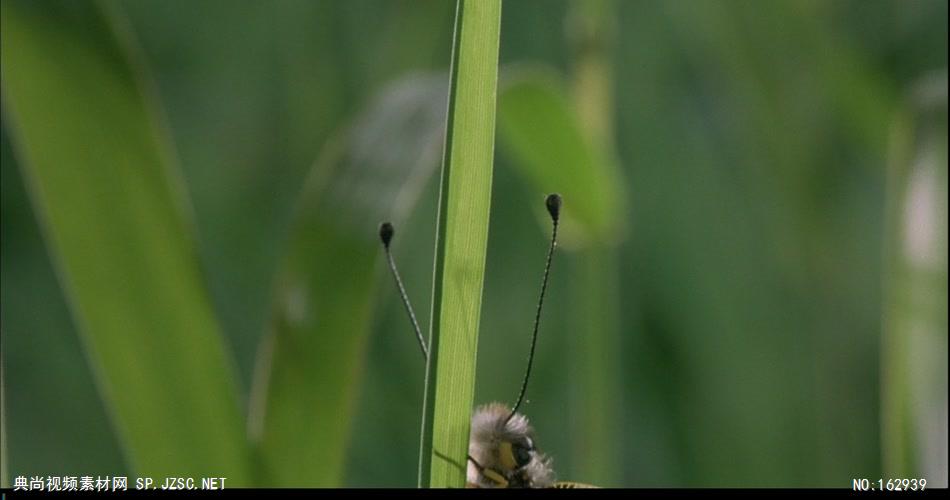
[379,194,595,489]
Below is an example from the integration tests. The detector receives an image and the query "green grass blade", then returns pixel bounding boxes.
[248,74,447,487]
[0,1,250,481]
[419,0,501,488]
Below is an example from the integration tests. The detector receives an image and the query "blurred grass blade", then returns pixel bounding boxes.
[566,2,624,485]
[248,73,447,487]
[419,0,501,488]
[881,73,948,484]
[497,70,625,247]
[0,1,250,481]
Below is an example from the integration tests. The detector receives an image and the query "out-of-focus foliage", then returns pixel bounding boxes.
[497,4,630,485]
[497,65,629,486]
[1,0,250,482]
[1,0,946,488]
[250,73,448,486]
[498,71,624,246]
[882,73,947,484]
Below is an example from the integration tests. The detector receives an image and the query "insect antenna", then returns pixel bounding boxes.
[379,222,428,360]
[506,194,561,424]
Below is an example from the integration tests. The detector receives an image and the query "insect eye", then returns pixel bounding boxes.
[513,443,532,467]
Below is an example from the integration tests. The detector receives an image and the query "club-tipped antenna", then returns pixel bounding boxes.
[506,194,561,423]
[379,222,428,360]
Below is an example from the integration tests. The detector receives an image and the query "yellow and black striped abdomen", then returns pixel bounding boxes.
[553,481,600,489]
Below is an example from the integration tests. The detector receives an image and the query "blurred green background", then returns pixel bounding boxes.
[1,0,946,488]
